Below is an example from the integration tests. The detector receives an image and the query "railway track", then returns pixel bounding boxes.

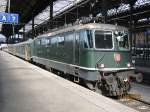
[117,93,150,112]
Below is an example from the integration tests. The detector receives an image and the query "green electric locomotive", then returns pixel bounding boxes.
[8,23,136,96]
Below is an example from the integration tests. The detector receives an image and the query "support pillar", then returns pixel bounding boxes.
[12,24,15,43]
[146,22,149,45]
[101,0,108,23]
[6,35,9,44]
[23,26,26,41]
[32,13,35,39]
[6,37,8,44]
[50,1,53,29]
[17,32,19,42]
[129,0,134,49]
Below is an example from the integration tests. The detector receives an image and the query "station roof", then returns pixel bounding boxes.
[21,0,82,32]
[1,0,150,37]
[1,0,84,36]
[27,0,150,33]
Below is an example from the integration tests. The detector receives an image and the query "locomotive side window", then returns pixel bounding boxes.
[80,30,93,48]
[95,31,113,49]
[87,30,93,48]
[82,30,93,48]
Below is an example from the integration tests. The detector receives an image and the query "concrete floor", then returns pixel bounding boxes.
[0,51,138,112]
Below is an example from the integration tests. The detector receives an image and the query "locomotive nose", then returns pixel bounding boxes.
[95,51,132,70]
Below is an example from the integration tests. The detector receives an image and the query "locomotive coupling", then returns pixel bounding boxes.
[129,73,143,83]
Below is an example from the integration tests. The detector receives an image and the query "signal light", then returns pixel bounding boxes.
[97,64,105,68]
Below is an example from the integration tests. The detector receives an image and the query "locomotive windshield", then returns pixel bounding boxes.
[115,31,130,50]
[95,31,113,49]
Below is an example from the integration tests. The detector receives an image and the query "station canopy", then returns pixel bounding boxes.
[1,0,150,36]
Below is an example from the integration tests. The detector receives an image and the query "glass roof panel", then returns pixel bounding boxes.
[108,0,150,16]
[134,0,150,8]
[22,0,83,32]
[117,3,130,13]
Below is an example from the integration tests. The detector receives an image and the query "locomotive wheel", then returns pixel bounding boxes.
[95,86,102,94]
[85,81,102,94]
[136,73,143,83]
[85,81,95,90]
[94,82,102,94]
[124,81,131,91]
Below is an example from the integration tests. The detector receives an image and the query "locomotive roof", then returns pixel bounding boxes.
[12,23,128,45]
[37,23,128,39]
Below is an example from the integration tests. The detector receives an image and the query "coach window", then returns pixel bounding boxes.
[41,38,47,46]
[51,37,58,45]
[65,31,74,50]
[58,35,65,47]
[36,39,41,46]
[65,32,74,42]
[46,38,51,46]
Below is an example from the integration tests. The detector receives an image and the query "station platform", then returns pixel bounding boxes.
[0,51,138,112]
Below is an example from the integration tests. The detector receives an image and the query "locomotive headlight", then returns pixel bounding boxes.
[97,64,105,68]
[123,77,128,82]
[127,63,131,68]
[100,64,105,68]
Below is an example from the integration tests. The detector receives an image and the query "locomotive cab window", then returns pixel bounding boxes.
[95,31,113,49]
[115,31,130,50]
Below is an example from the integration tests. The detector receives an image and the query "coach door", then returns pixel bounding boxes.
[74,32,80,65]
[25,45,28,61]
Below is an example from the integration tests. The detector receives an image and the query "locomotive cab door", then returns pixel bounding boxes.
[74,32,80,65]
